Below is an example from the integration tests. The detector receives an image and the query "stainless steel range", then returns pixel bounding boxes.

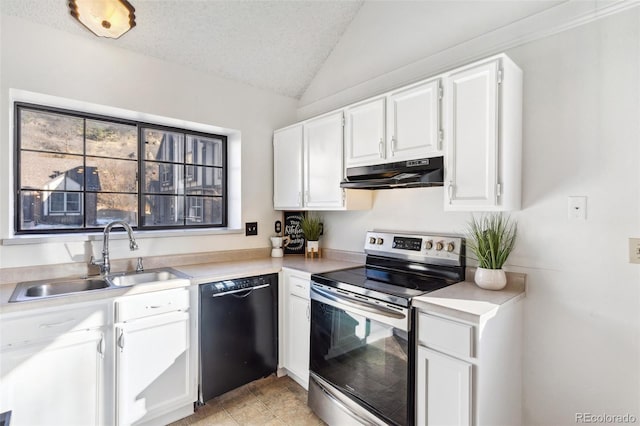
[308,231,465,426]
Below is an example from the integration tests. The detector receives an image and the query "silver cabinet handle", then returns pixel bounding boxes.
[297,191,302,206]
[118,330,125,350]
[98,335,105,358]
[448,181,454,203]
[306,303,310,321]
[378,138,383,158]
[39,318,75,328]
[146,302,171,309]
[391,137,396,156]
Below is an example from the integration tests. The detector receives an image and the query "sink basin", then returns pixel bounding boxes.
[10,278,111,302]
[106,270,182,287]
[8,268,189,302]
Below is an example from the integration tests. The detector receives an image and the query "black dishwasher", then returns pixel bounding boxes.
[199,273,278,403]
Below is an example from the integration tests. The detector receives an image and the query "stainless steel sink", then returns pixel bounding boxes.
[10,278,111,302]
[106,270,183,287]
[9,268,189,302]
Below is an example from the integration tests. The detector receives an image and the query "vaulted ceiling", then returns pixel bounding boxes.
[1,0,567,99]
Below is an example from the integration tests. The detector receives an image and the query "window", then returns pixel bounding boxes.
[15,103,227,234]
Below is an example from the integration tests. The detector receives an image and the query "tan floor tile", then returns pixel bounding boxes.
[170,375,325,426]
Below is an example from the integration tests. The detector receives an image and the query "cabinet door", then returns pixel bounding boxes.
[0,330,106,426]
[116,311,192,426]
[345,97,386,167]
[304,111,345,208]
[416,346,472,426]
[444,60,499,210]
[273,124,304,209]
[286,292,311,389]
[388,79,441,161]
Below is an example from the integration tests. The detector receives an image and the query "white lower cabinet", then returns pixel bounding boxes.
[115,287,196,426]
[0,301,111,426]
[281,268,311,389]
[415,300,523,426]
[416,346,471,426]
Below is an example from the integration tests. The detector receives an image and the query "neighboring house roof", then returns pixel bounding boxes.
[46,166,101,192]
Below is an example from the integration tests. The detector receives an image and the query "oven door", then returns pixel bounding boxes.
[309,282,411,426]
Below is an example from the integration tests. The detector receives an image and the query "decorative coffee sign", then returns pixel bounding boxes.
[283,211,305,255]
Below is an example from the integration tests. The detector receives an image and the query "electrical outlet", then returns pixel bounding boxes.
[245,222,258,236]
[629,238,640,264]
[568,196,587,220]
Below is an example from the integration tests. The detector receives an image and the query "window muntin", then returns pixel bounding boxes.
[140,126,225,229]
[15,104,227,234]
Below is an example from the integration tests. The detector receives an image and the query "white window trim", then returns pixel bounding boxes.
[4,89,242,241]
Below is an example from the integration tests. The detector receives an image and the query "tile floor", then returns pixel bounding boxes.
[170,375,325,426]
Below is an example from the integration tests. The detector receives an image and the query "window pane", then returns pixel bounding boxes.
[143,162,184,194]
[186,135,223,166]
[86,156,137,193]
[20,151,84,191]
[88,193,138,227]
[142,128,184,163]
[20,109,83,154]
[186,196,222,225]
[185,166,223,196]
[142,195,184,227]
[86,119,137,160]
[19,190,84,230]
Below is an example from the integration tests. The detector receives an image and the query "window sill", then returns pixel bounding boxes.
[1,227,244,246]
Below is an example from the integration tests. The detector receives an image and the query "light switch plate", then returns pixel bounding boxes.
[568,196,587,220]
[629,238,640,264]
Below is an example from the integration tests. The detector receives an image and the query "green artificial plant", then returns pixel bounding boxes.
[466,213,517,269]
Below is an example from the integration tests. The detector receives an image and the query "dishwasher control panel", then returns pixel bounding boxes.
[201,275,272,296]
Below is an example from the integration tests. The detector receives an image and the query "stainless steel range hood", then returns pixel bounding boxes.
[340,157,444,189]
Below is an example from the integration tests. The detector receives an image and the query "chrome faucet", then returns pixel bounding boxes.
[91,220,138,275]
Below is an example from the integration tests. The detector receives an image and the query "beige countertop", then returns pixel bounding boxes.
[0,255,362,315]
[412,273,526,324]
[175,256,361,284]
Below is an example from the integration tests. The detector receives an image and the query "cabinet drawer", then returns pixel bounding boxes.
[116,287,189,322]
[418,313,474,358]
[289,275,310,299]
[0,303,107,347]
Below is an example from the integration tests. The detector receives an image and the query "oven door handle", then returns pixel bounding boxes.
[311,285,406,320]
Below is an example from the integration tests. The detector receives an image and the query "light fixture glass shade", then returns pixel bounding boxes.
[69,0,136,39]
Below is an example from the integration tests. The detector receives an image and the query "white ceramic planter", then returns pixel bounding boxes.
[306,240,319,253]
[474,267,507,290]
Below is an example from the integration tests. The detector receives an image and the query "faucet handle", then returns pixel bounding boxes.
[136,257,144,273]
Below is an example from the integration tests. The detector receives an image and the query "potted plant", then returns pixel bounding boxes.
[466,213,517,290]
[300,213,323,254]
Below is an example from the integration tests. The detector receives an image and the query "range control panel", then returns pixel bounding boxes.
[364,231,464,265]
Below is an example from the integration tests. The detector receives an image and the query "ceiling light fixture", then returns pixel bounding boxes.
[69,0,136,39]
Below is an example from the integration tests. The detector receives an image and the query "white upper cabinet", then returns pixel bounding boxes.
[273,124,304,210]
[273,113,372,211]
[387,79,442,161]
[344,97,386,168]
[304,111,345,209]
[443,56,522,211]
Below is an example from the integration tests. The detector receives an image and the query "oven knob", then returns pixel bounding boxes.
[424,240,433,250]
[369,237,376,244]
[435,241,444,251]
[376,238,384,245]
[446,242,455,252]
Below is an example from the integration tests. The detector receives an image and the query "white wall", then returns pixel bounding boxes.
[0,15,298,268]
[305,9,640,426]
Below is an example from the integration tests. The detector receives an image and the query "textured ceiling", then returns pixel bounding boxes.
[1,0,569,100]
[0,0,364,99]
